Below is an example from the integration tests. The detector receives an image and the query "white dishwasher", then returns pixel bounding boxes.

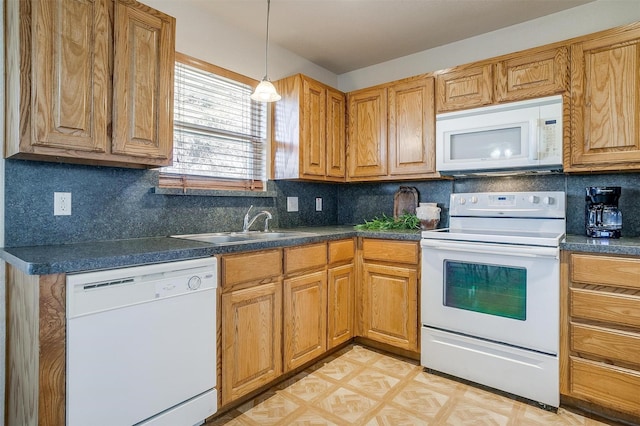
[66,257,218,426]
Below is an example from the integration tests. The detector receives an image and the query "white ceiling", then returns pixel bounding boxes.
[193,0,595,74]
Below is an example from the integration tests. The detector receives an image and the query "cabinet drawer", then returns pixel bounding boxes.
[222,249,282,288]
[571,288,640,328]
[362,239,419,265]
[571,254,640,289]
[569,357,640,417]
[571,322,640,365]
[284,243,327,274]
[328,239,354,265]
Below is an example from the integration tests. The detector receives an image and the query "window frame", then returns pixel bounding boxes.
[158,52,267,192]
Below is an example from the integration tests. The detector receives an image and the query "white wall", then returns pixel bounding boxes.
[144,0,640,93]
[338,0,640,92]
[143,0,340,87]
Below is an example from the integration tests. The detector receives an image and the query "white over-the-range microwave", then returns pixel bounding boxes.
[436,95,563,176]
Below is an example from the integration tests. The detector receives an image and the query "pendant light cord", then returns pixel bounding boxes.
[264,0,271,80]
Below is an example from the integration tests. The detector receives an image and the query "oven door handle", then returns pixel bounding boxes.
[421,239,559,259]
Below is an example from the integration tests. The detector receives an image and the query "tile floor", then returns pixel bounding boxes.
[207,344,618,425]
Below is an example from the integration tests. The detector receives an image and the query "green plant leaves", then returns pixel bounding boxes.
[354,213,420,230]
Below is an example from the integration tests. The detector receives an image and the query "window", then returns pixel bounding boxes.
[159,53,267,191]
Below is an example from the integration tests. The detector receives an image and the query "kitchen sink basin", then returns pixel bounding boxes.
[171,231,316,245]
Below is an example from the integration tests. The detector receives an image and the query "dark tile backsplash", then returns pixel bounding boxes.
[5,159,640,247]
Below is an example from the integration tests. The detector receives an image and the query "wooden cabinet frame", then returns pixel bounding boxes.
[6,265,66,426]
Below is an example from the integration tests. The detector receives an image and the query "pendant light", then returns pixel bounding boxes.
[251,0,281,102]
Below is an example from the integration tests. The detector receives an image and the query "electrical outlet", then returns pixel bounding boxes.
[315,197,323,212]
[54,192,72,216]
[287,196,299,212]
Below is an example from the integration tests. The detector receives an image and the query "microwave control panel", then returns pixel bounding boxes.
[538,118,561,160]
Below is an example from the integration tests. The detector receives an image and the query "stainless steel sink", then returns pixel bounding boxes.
[171,231,316,245]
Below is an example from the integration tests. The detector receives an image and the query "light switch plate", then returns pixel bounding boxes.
[287,197,299,212]
[315,197,322,212]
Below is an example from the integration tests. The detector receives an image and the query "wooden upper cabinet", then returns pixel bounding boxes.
[347,87,388,179]
[112,0,175,160]
[568,26,640,172]
[436,64,493,112]
[388,77,436,176]
[327,88,347,178]
[348,76,437,181]
[5,0,175,167]
[496,46,569,102]
[8,0,110,155]
[271,74,346,181]
[436,45,568,113]
[301,79,327,177]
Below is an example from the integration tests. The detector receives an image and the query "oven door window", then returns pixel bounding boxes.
[443,260,526,321]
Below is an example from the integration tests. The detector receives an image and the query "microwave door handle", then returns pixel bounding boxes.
[529,119,539,161]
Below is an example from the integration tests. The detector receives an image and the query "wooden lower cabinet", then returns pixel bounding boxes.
[561,251,640,420]
[327,263,355,348]
[359,239,419,353]
[219,237,419,408]
[283,243,328,372]
[284,271,327,371]
[220,249,284,406]
[361,262,418,351]
[327,239,356,349]
[221,281,283,405]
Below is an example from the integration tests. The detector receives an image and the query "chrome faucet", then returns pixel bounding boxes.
[242,205,273,232]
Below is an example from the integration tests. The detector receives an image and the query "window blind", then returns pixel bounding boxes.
[160,55,267,191]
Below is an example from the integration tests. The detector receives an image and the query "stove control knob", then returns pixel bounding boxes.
[188,275,202,290]
[543,196,554,205]
[469,196,478,204]
[458,197,466,205]
[528,195,539,204]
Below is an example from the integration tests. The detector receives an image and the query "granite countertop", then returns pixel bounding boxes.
[561,234,640,256]
[0,226,422,276]
[6,228,640,276]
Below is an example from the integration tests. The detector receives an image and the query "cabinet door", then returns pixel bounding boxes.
[221,282,282,405]
[570,28,640,170]
[284,271,327,371]
[31,0,109,153]
[112,0,174,161]
[496,46,569,102]
[301,79,327,178]
[436,64,493,112]
[361,262,418,352]
[328,263,355,349]
[348,87,388,179]
[388,77,436,176]
[326,88,347,179]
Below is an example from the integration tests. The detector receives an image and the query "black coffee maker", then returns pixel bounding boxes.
[585,186,622,238]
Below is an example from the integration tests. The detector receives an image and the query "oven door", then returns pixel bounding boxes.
[421,239,559,355]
